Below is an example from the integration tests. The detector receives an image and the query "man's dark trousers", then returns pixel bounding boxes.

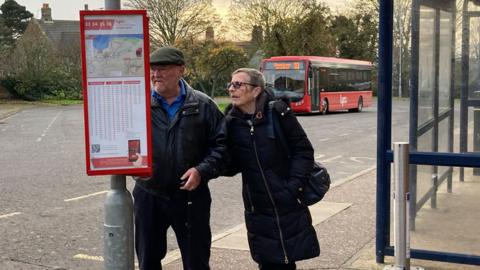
[133,184,212,270]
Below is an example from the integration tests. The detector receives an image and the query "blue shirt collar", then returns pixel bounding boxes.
[151,79,186,104]
[151,79,187,120]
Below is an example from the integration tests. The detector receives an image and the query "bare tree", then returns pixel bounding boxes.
[125,0,220,48]
[229,0,312,39]
[393,0,411,97]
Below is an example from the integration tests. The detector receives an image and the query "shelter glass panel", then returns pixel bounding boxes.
[418,6,436,125]
[438,118,450,176]
[468,17,480,100]
[411,166,480,256]
[417,127,433,152]
[439,10,452,112]
[416,129,434,207]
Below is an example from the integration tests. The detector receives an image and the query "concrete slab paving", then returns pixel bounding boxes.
[212,202,352,251]
[165,167,480,270]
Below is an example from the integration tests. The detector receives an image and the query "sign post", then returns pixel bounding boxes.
[80,1,151,269]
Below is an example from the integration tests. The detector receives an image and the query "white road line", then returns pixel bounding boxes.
[0,212,22,219]
[1,113,19,121]
[36,112,61,142]
[340,133,350,137]
[317,138,330,142]
[64,190,108,202]
[331,165,377,188]
[321,155,342,163]
[314,154,325,160]
[350,157,375,164]
[73,254,104,261]
[1,128,6,132]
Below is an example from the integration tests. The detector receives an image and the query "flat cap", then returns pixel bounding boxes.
[149,46,185,66]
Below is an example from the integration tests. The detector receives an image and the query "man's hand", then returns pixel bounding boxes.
[132,153,143,167]
[179,167,201,191]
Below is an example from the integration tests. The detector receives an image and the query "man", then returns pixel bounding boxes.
[133,46,226,270]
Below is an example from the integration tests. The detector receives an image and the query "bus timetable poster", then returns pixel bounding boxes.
[80,10,152,176]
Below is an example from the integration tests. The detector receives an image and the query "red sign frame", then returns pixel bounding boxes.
[80,10,152,176]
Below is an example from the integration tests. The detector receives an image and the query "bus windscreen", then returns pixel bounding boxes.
[263,61,305,101]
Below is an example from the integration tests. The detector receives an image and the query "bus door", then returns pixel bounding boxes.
[318,68,328,111]
[309,67,319,111]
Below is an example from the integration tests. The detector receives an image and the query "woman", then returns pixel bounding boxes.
[224,68,319,270]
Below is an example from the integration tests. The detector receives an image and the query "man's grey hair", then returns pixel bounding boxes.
[232,68,265,90]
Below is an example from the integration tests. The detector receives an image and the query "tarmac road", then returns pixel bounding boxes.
[0,99,413,269]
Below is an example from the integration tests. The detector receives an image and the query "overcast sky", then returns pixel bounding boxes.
[15,0,229,20]
[15,0,350,21]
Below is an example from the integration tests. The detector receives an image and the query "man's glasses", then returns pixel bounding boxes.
[226,81,257,90]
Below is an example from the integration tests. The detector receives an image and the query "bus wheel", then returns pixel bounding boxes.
[350,97,363,112]
[321,99,329,115]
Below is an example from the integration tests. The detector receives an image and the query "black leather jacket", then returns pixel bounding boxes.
[135,80,227,196]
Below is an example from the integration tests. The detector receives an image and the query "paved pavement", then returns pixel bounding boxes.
[164,169,480,270]
[0,101,36,120]
[1,104,478,270]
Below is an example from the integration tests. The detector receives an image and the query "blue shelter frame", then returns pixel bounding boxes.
[376,0,480,266]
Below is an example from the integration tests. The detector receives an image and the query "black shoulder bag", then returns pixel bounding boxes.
[268,101,331,205]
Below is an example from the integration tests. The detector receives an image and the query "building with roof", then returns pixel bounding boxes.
[20,3,80,55]
[13,3,82,72]
[4,3,85,100]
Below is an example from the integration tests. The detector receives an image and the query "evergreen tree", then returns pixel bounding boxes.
[0,0,32,47]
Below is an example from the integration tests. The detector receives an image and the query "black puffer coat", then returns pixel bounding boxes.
[225,90,320,264]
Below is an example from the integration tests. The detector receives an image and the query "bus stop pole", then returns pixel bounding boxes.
[105,0,121,10]
[103,1,134,270]
[393,142,410,269]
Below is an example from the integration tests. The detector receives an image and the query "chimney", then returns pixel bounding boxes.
[41,3,52,22]
[84,4,89,10]
[251,25,263,44]
[206,26,214,41]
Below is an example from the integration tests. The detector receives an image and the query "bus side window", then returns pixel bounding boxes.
[362,71,368,90]
[339,69,347,91]
[347,69,355,90]
[319,69,327,91]
[366,70,372,89]
[328,69,338,91]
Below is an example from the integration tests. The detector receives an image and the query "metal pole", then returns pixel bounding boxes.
[103,1,134,270]
[104,175,134,270]
[474,108,480,175]
[408,0,420,232]
[393,142,410,270]
[460,0,470,182]
[105,0,121,10]
[376,0,393,264]
[398,11,403,98]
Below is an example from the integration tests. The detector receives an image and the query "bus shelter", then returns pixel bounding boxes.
[376,0,480,266]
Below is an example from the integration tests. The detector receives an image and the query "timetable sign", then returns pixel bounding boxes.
[80,10,152,176]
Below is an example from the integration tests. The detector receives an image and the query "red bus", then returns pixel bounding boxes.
[260,56,373,114]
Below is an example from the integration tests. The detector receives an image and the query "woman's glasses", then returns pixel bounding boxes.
[226,81,257,90]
